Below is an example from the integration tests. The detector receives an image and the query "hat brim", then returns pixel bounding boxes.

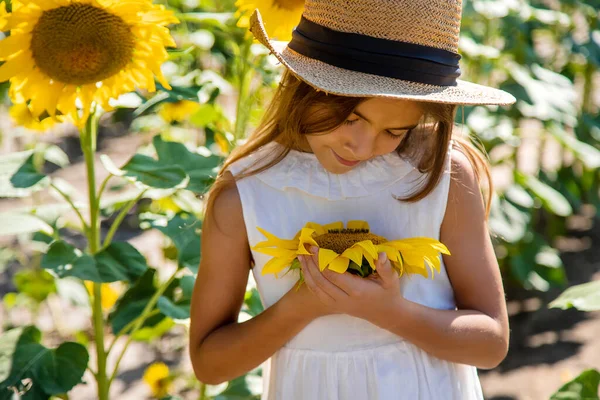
[249,10,516,106]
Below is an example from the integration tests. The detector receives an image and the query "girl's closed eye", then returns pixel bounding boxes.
[385,129,407,139]
[343,118,406,139]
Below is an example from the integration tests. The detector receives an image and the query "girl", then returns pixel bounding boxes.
[190,0,515,398]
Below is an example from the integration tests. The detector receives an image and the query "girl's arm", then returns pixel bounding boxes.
[189,174,324,385]
[369,151,510,369]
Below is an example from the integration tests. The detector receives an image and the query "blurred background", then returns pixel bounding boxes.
[0,0,599,399]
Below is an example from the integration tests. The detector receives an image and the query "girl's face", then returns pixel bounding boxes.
[304,98,424,174]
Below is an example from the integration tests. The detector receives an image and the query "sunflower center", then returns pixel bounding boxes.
[30,3,135,85]
[274,0,305,11]
[314,229,387,255]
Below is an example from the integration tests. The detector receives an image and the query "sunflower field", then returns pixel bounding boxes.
[0,0,598,399]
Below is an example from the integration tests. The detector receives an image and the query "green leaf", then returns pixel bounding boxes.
[167,45,196,60]
[157,296,190,320]
[109,269,157,334]
[41,241,97,281]
[549,123,600,170]
[504,184,534,208]
[177,12,234,24]
[0,326,88,398]
[189,103,222,127]
[0,151,48,197]
[179,275,195,299]
[10,154,48,189]
[488,195,531,243]
[119,154,188,190]
[213,373,262,399]
[508,62,578,125]
[94,242,148,283]
[13,269,56,304]
[42,241,147,283]
[550,368,600,399]
[109,269,178,335]
[131,317,175,342]
[0,213,54,236]
[147,213,201,272]
[153,135,221,194]
[43,145,70,168]
[515,171,573,217]
[242,287,264,317]
[549,281,600,312]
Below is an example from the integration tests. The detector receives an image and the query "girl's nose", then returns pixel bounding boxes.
[343,129,376,160]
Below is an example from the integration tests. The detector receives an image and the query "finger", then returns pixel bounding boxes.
[301,256,336,303]
[375,252,397,282]
[305,252,350,299]
[322,268,364,294]
[309,246,320,270]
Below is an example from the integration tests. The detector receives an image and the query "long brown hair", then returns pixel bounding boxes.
[206,70,492,220]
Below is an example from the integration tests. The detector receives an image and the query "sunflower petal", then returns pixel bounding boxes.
[322,221,344,231]
[302,222,326,235]
[328,257,350,274]
[0,51,34,81]
[341,246,363,266]
[376,244,401,263]
[347,220,370,230]
[261,256,295,276]
[297,228,318,255]
[318,248,339,272]
[254,226,298,250]
[354,240,379,260]
[252,247,296,259]
[0,33,30,61]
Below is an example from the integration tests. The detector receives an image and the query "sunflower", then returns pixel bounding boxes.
[253,221,450,279]
[158,100,201,123]
[143,362,172,399]
[235,0,304,41]
[9,102,59,131]
[0,0,179,127]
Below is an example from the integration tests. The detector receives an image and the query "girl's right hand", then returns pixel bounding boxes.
[283,256,335,321]
[288,277,334,321]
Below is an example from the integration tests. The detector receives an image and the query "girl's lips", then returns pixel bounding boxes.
[332,149,361,167]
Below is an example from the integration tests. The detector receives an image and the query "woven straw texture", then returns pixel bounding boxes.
[249,1,516,106]
[303,0,462,53]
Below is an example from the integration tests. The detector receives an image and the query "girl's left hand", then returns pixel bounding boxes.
[299,246,404,321]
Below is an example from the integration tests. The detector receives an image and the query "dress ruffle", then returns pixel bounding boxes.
[228,142,418,200]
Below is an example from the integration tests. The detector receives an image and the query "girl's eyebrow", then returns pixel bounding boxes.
[353,110,418,130]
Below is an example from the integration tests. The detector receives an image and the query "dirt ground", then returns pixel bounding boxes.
[1,125,599,400]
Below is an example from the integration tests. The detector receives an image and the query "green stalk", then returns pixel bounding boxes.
[101,189,147,250]
[106,268,179,390]
[50,181,89,235]
[81,110,109,400]
[106,308,160,356]
[581,62,595,114]
[233,34,255,141]
[198,382,207,400]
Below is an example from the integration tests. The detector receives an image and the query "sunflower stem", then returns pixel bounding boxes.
[81,109,109,400]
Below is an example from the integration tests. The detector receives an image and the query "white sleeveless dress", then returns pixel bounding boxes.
[228,140,484,400]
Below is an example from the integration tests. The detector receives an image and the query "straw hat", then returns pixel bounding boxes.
[249,0,516,106]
